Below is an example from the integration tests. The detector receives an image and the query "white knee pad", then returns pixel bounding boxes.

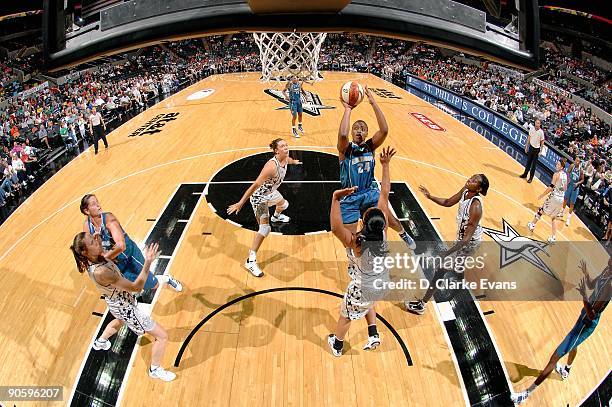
[258,224,271,237]
[280,200,289,211]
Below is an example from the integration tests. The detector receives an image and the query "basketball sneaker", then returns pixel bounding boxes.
[547,235,556,244]
[297,124,305,134]
[271,213,290,223]
[244,259,263,277]
[555,363,570,380]
[527,222,535,232]
[400,231,417,250]
[327,334,342,357]
[148,366,176,382]
[406,299,426,315]
[166,275,183,292]
[565,217,571,227]
[92,338,111,351]
[363,335,381,351]
[511,390,530,405]
[292,128,300,138]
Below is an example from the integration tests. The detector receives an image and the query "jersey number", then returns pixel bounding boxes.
[357,162,371,173]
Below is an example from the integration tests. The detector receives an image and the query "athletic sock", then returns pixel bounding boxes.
[158,275,170,285]
[333,337,343,351]
[248,250,257,262]
[368,324,378,337]
[567,213,573,220]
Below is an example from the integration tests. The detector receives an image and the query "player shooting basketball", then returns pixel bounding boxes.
[337,84,417,252]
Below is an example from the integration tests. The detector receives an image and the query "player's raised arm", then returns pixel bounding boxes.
[366,86,389,150]
[376,147,396,217]
[330,187,358,246]
[227,161,275,215]
[337,97,352,158]
[419,185,465,207]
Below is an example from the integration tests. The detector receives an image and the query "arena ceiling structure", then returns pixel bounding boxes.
[42,0,541,70]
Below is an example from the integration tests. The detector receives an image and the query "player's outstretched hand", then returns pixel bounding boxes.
[227,202,243,215]
[144,243,160,262]
[365,85,376,103]
[379,146,396,165]
[332,186,357,200]
[576,277,588,300]
[419,185,431,199]
[339,92,352,110]
[579,259,588,277]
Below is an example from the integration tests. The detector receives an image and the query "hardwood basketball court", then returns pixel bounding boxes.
[0,72,608,406]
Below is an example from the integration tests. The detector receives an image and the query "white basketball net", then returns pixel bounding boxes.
[253,32,327,82]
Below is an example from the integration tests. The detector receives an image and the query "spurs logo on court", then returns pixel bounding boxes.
[264,89,335,116]
[129,112,179,137]
[483,219,557,280]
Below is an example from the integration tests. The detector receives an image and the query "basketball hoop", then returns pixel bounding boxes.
[253,32,327,83]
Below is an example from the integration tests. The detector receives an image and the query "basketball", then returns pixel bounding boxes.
[341,81,365,107]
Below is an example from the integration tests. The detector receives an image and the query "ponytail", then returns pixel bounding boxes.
[357,208,387,256]
[70,232,89,273]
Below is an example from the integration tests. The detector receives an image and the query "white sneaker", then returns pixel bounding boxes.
[292,128,300,138]
[547,235,556,244]
[166,275,183,292]
[555,363,569,380]
[271,213,290,223]
[244,259,263,277]
[363,335,381,351]
[527,222,535,232]
[327,334,342,357]
[297,124,305,134]
[511,391,530,405]
[148,366,176,382]
[405,299,426,315]
[565,218,571,227]
[92,338,111,351]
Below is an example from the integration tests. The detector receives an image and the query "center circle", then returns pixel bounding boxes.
[206,150,340,235]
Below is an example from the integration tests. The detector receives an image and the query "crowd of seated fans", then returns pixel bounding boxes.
[0,34,610,238]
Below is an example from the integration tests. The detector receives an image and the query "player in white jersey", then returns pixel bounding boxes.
[70,232,176,382]
[528,158,568,243]
[327,146,396,357]
[406,173,489,315]
[227,138,302,277]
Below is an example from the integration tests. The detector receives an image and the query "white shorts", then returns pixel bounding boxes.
[341,281,374,320]
[542,194,564,217]
[107,296,155,336]
[250,190,285,221]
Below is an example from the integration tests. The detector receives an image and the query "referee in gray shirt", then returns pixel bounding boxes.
[520,119,545,183]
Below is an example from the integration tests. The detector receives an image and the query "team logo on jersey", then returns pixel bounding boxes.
[482,219,557,280]
[369,88,402,99]
[264,89,335,116]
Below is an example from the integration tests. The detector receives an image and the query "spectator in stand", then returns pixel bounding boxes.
[37,122,51,149]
